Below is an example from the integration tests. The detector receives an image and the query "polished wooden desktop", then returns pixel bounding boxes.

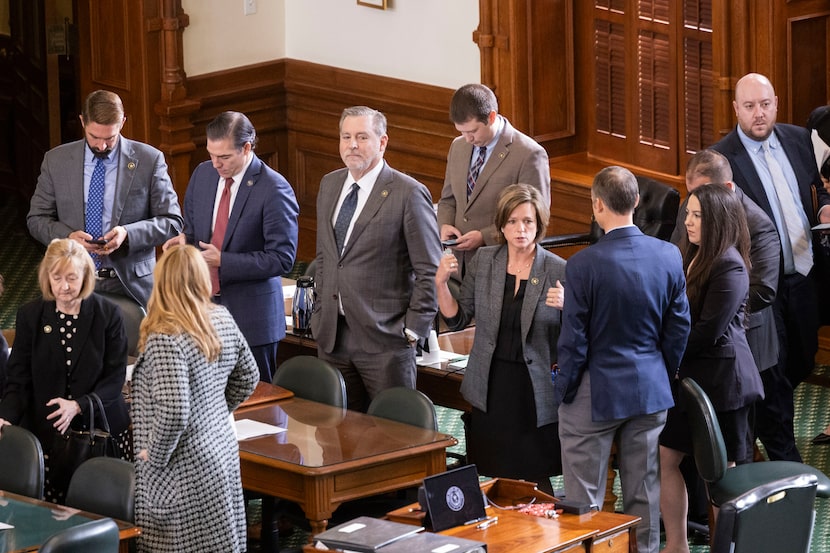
[383,478,638,553]
[0,490,139,553]
[234,396,457,538]
[279,323,619,512]
[304,478,638,553]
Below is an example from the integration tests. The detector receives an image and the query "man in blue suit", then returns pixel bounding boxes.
[557,166,690,553]
[165,112,299,382]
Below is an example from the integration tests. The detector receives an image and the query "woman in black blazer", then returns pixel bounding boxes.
[659,184,764,553]
[0,239,129,502]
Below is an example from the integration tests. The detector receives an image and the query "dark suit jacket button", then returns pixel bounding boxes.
[331,294,337,300]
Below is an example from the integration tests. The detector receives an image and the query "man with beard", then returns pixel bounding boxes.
[27,90,182,307]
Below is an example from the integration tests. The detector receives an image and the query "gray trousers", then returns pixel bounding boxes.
[558,372,667,553]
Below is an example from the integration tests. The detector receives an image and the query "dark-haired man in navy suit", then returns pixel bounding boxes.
[557,166,690,553]
[165,111,299,382]
[712,73,830,461]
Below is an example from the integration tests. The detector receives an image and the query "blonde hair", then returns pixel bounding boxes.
[38,239,96,300]
[138,244,221,362]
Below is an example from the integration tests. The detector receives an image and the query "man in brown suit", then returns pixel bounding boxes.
[437,83,550,275]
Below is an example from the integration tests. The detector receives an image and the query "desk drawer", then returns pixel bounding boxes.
[592,528,629,553]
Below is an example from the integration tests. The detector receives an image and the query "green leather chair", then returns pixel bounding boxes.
[39,518,120,553]
[94,291,146,358]
[367,387,438,430]
[711,474,817,553]
[66,457,135,523]
[681,377,830,505]
[0,425,44,499]
[274,355,346,408]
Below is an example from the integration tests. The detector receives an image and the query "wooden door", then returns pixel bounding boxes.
[8,0,50,210]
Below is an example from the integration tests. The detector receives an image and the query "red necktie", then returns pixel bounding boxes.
[210,178,233,295]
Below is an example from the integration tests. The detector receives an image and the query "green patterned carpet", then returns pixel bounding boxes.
[2,197,829,552]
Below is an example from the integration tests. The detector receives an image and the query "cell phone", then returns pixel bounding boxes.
[441,238,459,248]
[86,238,107,245]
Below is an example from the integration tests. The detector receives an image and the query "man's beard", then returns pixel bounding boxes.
[87,143,113,159]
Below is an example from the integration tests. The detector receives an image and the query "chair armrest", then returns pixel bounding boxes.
[539,232,594,249]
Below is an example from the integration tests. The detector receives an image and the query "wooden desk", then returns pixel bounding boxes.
[0,490,139,552]
[383,478,639,553]
[279,327,621,513]
[238,382,294,409]
[234,397,457,538]
[278,328,475,412]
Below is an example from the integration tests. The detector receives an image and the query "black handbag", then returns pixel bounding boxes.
[48,392,121,495]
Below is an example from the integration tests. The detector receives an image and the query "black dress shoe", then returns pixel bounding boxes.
[811,432,830,445]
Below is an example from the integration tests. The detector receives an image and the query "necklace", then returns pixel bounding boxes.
[508,256,534,273]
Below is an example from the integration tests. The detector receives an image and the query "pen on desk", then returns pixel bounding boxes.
[463,515,489,525]
[476,516,498,529]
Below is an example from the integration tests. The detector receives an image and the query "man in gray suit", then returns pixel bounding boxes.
[27,90,182,307]
[437,83,550,276]
[311,106,441,412]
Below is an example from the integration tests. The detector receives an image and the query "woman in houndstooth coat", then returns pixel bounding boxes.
[132,245,258,553]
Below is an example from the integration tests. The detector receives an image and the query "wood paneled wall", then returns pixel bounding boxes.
[185,59,458,262]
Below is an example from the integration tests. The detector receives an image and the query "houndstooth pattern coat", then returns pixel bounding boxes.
[132,306,258,553]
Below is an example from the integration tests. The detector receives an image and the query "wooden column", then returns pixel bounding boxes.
[152,0,198,199]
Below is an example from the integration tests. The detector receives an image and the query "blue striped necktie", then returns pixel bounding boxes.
[85,157,106,269]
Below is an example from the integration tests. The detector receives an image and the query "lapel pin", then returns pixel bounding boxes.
[246,179,254,187]
[44,325,53,334]
[499,152,506,158]
[531,277,539,286]
[381,190,389,197]
[127,162,136,170]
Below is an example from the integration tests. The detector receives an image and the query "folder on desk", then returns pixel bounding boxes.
[378,531,486,552]
[313,516,424,552]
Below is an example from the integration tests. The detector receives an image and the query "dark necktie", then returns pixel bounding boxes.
[85,157,106,269]
[467,146,486,199]
[210,178,233,295]
[334,183,359,255]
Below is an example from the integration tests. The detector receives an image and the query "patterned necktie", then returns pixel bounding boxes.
[467,146,486,199]
[85,157,106,269]
[763,141,812,276]
[210,178,233,295]
[334,183,359,255]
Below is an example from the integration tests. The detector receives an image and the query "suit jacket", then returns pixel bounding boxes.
[0,295,130,450]
[437,117,550,267]
[311,162,441,354]
[671,189,780,370]
[680,248,764,411]
[556,226,690,422]
[27,137,183,306]
[447,244,566,427]
[712,124,830,259]
[183,155,299,347]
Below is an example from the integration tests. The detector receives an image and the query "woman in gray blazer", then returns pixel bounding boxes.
[436,184,566,494]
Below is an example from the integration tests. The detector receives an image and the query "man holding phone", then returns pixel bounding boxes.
[27,90,182,307]
[437,84,550,278]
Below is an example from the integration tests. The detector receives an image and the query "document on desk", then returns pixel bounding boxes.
[0,522,13,530]
[234,418,287,440]
[416,350,465,369]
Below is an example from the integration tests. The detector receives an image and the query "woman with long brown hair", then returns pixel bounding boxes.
[659,184,764,553]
